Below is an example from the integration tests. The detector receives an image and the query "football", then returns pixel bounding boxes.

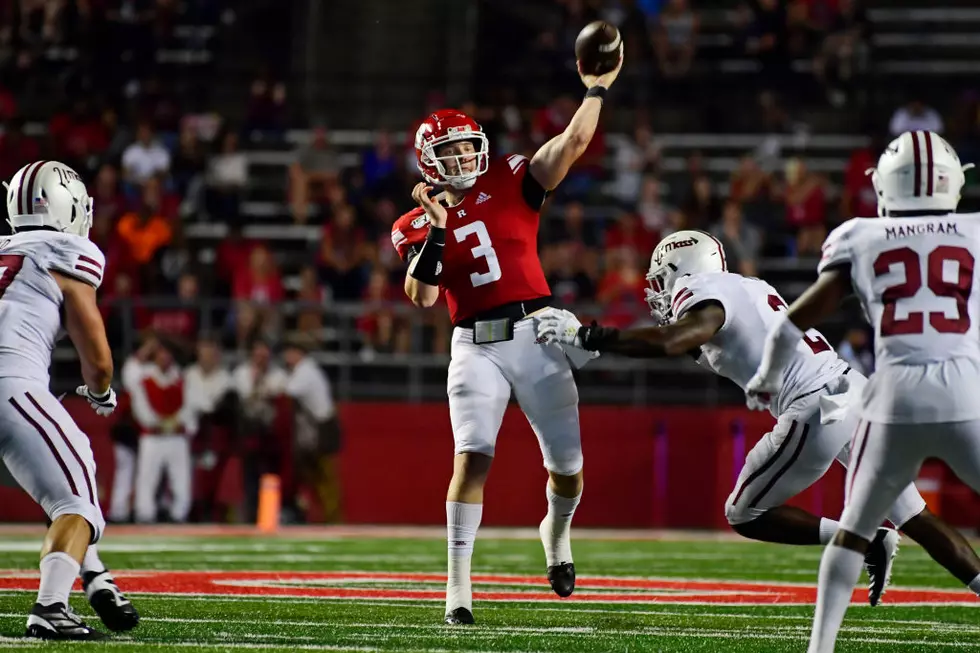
[574,21,623,77]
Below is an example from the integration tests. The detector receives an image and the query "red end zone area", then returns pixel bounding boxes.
[0,570,970,606]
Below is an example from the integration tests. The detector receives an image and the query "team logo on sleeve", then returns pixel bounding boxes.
[411,215,428,229]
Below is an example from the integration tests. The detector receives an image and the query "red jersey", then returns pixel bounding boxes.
[391,155,551,324]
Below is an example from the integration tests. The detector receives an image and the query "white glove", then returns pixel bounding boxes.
[534,308,585,348]
[76,385,117,416]
[643,287,669,325]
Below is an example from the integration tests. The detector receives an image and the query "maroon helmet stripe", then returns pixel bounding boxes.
[911,132,922,197]
[924,132,934,197]
[21,160,47,215]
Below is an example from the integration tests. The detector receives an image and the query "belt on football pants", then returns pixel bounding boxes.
[455,295,553,345]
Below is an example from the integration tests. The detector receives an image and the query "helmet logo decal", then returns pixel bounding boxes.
[653,236,699,266]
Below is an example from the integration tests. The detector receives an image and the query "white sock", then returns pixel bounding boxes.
[539,484,581,567]
[446,501,482,613]
[36,552,80,608]
[808,544,864,653]
[968,573,980,596]
[818,518,840,545]
[81,546,106,577]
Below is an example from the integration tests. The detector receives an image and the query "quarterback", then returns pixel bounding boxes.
[391,53,622,623]
[538,225,980,608]
[1,161,139,638]
[749,132,980,651]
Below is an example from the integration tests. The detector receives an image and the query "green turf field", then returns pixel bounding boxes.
[0,526,976,651]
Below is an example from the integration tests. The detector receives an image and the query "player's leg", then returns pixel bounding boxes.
[808,421,924,653]
[167,435,193,522]
[80,544,140,632]
[903,418,980,596]
[507,326,583,597]
[0,388,106,639]
[133,437,164,523]
[444,333,511,624]
[725,404,847,545]
[108,443,136,522]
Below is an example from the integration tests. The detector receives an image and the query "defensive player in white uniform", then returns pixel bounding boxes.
[1,161,139,639]
[749,132,980,651]
[537,227,980,606]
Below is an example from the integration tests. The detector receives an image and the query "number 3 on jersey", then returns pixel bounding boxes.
[767,294,832,354]
[454,221,502,288]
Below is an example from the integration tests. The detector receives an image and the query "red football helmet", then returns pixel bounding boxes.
[414,109,490,190]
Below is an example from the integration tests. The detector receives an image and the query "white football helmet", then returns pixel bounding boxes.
[645,230,728,320]
[868,131,974,217]
[4,161,93,238]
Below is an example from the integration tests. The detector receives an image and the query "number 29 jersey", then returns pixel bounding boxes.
[391,155,551,325]
[0,231,105,386]
[819,213,980,423]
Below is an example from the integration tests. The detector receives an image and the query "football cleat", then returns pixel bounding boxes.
[547,562,576,598]
[83,570,140,632]
[25,602,106,640]
[865,527,900,607]
[444,607,475,625]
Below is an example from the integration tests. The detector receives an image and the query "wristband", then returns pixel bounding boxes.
[90,388,112,402]
[408,227,445,286]
[579,321,618,351]
[585,86,607,104]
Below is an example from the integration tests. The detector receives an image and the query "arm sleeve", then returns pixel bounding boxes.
[670,275,732,333]
[48,236,105,289]
[509,154,547,210]
[391,214,429,264]
[817,219,857,275]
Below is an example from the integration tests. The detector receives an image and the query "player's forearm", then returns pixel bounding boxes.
[786,269,850,332]
[404,275,439,308]
[581,325,669,358]
[529,97,603,190]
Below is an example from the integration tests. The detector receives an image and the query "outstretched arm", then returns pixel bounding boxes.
[536,303,725,359]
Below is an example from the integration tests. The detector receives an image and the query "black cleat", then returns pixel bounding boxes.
[444,607,475,625]
[547,562,576,598]
[83,570,140,632]
[865,527,900,607]
[25,602,106,640]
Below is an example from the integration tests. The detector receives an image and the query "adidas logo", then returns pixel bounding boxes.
[475,192,492,205]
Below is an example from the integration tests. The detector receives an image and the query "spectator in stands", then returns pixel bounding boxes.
[841,133,883,219]
[813,0,872,107]
[711,200,762,277]
[745,0,788,87]
[729,154,772,204]
[361,129,398,196]
[0,117,39,181]
[142,271,200,343]
[245,72,287,138]
[206,130,247,221]
[122,120,172,187]
[682,174,719,230]
[546,241,596,305]
[232,245,284,348]
[132,337,192,524]
[183,334,236,522]
[654,0,698,79]
[635,174,676,238]
[890,99,944,136]
[289,126,340,223]
[215,222,258,297]
[545,201,599,249]
[613,121,662,204]
[780,157,827,256]
[171,121,207,201]
[116,177,175,276]
[295,265,327,341]
[605,208,658,264]
[319,203,369,301]
[282,335,343,523]
[233,338,288,522]
[597,249,648,330]
[92,163,126,227]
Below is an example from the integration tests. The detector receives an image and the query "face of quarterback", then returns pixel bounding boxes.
[436,140,478,177]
